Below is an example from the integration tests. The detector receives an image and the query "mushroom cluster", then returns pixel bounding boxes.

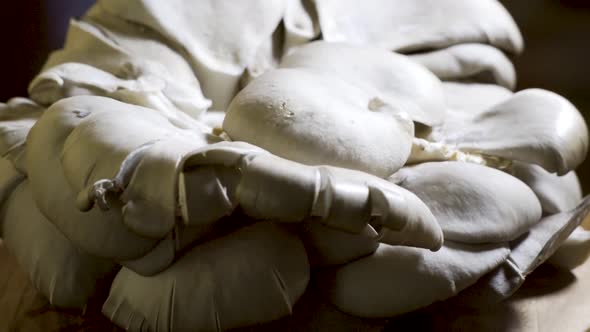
[1,0,589,331]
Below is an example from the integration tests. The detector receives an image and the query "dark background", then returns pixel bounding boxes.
[1,0,589,193]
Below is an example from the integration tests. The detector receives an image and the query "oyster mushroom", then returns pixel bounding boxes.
[240,23,284,88]
[82,134,443,275]
[180,142,443,251]
[1,0,589,330]
[457,195,590,304]
[508,161,582,214]
[25,93,440,278]
[300,223,379,266]
[44,18,198,86]
[283,0,320,55]
[223,68,414,178]
[410,43,517,90]
[40,17,211,119]
[422,88,589,175]
[391,161,542,244]
[0,158,22,219]
[241,0,322,86]
[26,95,217,260]
[325,241,510,318]
[1,181,115,308]
[0,97,43,173]
[0,98,42,230]
[102,222,309,332]
[441,82,514,114]
[95,0,287,110]
[120,139,442,273]
[314,0,523,54]
[29,61,211,122]
[280,41,447,127]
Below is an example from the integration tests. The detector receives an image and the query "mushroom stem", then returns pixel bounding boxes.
[406,138,512,170]
[76,140,159,211]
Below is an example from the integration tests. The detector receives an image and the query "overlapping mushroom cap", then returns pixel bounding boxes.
[1,0,590,331]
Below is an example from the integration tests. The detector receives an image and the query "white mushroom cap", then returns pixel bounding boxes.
[224,68,414,178]
[410,43,517,90]
[458,195,590,304]
[0,98,43,173]
[431,89,589,174]
[280,41,447,126]
[283,0,320,55]
[41,18,212,119]
[44,18,197,86]
[96,0,287,110]
[0,98,43,233]
[26,96,215,260]
[103,222,309,331]
[442,82,514,115]
[240,24,283,88]
[1,181,115,308]
[0,158,22,220]
[326,241,509,318]
[509,162,583,214]
[300,223,379,266]
[30,61,211,121]
[393,161,542,244]
[314,0,523,54]
[180,143,443,251]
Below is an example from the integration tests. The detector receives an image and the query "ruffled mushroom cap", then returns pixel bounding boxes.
[103,222,309,332]
[2,181,115,308]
